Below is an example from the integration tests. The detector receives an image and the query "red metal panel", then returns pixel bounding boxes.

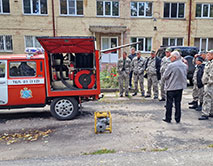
[37,37,95,54]
[6,59,46,106]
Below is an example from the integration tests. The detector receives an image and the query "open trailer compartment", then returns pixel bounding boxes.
[48,52,96,90]
[37,36,101,99]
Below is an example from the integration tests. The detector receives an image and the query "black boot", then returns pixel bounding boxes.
[198,115,209,120]
[132,92,137,96]
[195,102,203,111]
[189,101,198,109]
[188,101,197,105]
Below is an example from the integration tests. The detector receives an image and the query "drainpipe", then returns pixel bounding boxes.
[51,0,56,37]
[188,0,192,46]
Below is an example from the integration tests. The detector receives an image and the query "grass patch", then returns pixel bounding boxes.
[151,148,168,152]
[141,148,146,151]
[208,144,213,148]
[83,149,116,155]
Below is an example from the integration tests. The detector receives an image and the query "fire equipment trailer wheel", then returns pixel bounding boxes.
[50,97,79,120]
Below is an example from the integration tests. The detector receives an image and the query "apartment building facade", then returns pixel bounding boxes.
[0,0,213,63]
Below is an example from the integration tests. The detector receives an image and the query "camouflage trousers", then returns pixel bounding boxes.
[118,72,129,95]
[133,73,144,94]
[192,83,199,101]
[198,87,204,103]
[202,85,213,116]
[147,74,158,97]
[160,78,166,99]
[192,83,204,103]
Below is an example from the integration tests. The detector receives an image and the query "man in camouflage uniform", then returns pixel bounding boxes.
[131,51,146,96]
[189,52,207,107]
[199,50,213,120]
[189,57,205,111]
[117,51,131,97]
[145,50,161,99]
[128,47,137,89]
[160,47,172,101]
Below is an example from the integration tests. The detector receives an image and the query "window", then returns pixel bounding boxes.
[194,38,213,52]
[9,61,36,77]
[196,3,213,18]
[23,0,47,15]
[0,35,13,52]
[101,37,118,63]
[97,1,119,17]
[164,3,185,18]
[162,38,184,46]
[131,37,152,52]
[131,2,152,17]
[0,61,5,78]
[25,36,42,49]
[60,0,83,16]
[0,0,10,14]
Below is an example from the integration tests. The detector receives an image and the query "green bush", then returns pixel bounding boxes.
[100,65,119,88]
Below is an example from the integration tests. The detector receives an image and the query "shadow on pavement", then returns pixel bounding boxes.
[0,111,52,123]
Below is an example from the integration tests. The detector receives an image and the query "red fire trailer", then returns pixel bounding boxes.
[0,36,140,120]
[0,36,101,120]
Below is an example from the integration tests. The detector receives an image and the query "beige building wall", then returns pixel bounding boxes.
[0,0,213,57]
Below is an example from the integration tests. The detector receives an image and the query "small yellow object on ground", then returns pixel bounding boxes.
[94,111,112,134]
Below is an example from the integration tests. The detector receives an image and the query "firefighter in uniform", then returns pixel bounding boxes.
[189,56,205,111]
[199,50,213,120]
[131,51,146,96]
[188,52,206,107]
[117,51,131,97]
[145,50,161,99]
[189,56,205,110]
[128,47,137,89]
[160,48,172,101]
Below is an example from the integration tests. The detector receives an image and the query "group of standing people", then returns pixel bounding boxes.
[117,47,213,123]
[188,51,213,120]
[118,47,161,99]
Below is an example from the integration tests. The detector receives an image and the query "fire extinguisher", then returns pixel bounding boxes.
[69,63,74,80]
[52,68,57,80]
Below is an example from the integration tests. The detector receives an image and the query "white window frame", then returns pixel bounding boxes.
[162,37,184,46]
[101,36,118,63]
[96,0,120,17]
[164,2,185,19]
[24,36,42,50]
[195,38,213,52]
[131,37,152,53]
[23,0,48,15]
[0,35,13,52]
[0,0,10,14]
[130,1,153,18]
[196,3,213,19]
[59,0,84,16]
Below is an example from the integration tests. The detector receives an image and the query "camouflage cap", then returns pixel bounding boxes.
[165,47,172,52]
[196,56,204,62]
[136,51,141,54]
[151,50,156,54]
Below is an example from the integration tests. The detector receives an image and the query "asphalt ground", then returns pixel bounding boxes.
[0,87,212,165]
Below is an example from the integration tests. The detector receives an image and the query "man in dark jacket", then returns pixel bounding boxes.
[128,47,137,89]
[162,51,188,123]
[144,50,161,99]
[194,57,205,111]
